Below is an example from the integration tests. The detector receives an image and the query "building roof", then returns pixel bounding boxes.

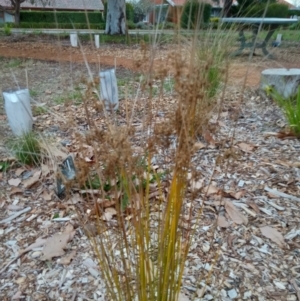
[0,0,104,11]
[165,0,238,8]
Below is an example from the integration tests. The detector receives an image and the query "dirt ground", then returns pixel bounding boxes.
[0,34,299,87]
[1,34,300,301]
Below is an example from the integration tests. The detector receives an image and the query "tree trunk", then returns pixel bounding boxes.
[105,0,126,35]
[222,0,233,17]
[11,0,25,26]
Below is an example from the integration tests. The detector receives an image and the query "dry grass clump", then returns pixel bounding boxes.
[58,23,234,301]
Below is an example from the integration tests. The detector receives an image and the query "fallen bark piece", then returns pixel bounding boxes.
[41,224,76,261]
[0,207,31,224]
[264,186,300,202]
[260,226,285,248]
[224,200,248,225]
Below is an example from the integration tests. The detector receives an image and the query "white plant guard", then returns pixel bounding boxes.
[3,88,33,136]
[99,69,119,111]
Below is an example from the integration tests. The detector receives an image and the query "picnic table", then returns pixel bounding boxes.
[221,18,298,58]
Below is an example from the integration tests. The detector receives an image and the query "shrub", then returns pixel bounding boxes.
[158,21,175,30]
[288,9,300,17]
[233,0,288,18]
[18,22,105,29]
[245,3,289,18]
[127,20,136,29]
[136,21,153,29]
[181,1,211,29]
[4,23,12,35]
[20,11,104,24]
[270,87,300,136]
[210,17,220,23]
[289,21,300,30]
[126,2,135,22]
[10,132,41,166]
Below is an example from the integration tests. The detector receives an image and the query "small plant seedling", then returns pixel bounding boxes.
[54,90,83,105]
[32,106,47,116]
[270,87,300,135]
[30,89,39,97]
[0,161,10,172]
[9,132,41,166]
[53,212,60,219]
[5,58,22,68]
[4,23,12,36]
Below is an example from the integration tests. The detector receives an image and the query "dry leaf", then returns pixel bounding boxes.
[41,224,76,261]
[8,178,21,187]
[15,168,26,177]
[41,191,52,201]
[203,185,219,195]
[20,237,47,253]
[193,142,206,151]
[41,164,50,176]
[203,130,216,147]
[230,190,246,200]
[224,200,248,225]
[105,207,117,215]
[217,215,230,228]
[23,170,41,189]
[58,250,76,265]
[190,179,204,191]
[237,142,256,152]
[103,207,117,221]
[9,187,23,196]
[260,226,285,248]
[246,201,260,214]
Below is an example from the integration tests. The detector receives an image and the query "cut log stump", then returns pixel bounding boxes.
[260,68,300,98]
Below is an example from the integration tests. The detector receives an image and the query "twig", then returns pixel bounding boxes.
[0,207,31,224]
[290,279,300,301]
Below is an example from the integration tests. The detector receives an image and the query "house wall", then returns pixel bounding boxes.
[5,12,14,23]
[0,11,15,23]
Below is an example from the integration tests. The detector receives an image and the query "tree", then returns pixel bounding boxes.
[0,0,53,26]
[222,0,233,17]
[105,0,126,35]
[10,0,25,25]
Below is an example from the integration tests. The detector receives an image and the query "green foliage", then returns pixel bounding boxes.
[127,20,136,29]
[181,1,212,29]
[245,3,289,18]
[20,11,104,24]
[32,106,47,116]
[207,66,221,98]
[18,22,105,29]
[289,21,300,30]
[0,161,10,172]
[126,3,135,22]
[158,21,175,29]
[288,9,300,16]
[210,17,220,23]
[4,23,12,36]
[10,133,41,166]
[271,88,300,135]
[232,0,288,18]
[135,21,153,30]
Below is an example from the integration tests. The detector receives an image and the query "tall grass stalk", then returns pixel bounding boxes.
[270,87,300,135]
[47,5,237,301]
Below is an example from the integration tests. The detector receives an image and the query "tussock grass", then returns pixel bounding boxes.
[270,87,300,135]
[58,10,237,301]
[9,132,41,166]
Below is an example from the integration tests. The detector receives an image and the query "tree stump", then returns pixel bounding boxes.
[260,68,300,98]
